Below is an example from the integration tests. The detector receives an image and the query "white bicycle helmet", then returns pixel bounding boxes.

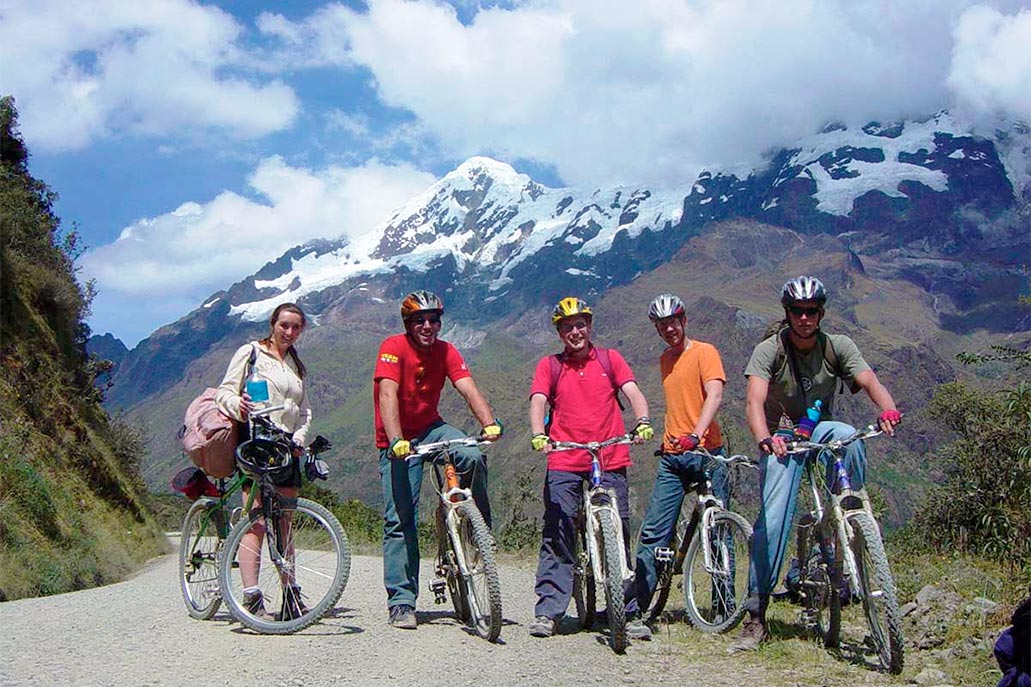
[648,294,686,321]
[780,276,827,307]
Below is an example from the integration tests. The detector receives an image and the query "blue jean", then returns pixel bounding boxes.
[630,449,730,613]
[747,420,867,605]
[380,421,490,608]
[534,468,631,620]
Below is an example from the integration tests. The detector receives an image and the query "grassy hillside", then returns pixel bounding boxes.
[0,97,167,600]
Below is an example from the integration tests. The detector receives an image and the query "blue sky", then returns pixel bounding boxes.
[2,0,1029,347]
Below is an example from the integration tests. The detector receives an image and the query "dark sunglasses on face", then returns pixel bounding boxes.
[787,305,822,317]
[413,316,441,326]
[559,321,589,333]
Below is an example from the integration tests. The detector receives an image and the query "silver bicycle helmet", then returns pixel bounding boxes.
[400,290,444,321]
[780,276,827,306]
[648,293,686,321]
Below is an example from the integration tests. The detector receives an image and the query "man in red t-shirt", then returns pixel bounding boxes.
[526,296,653,639]
[373,290,502,630]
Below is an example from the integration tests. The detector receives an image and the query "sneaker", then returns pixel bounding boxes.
[389,604,417,630]
[528,615,555,638]
[728,612,768,653]
[242,590,273,619]
[626,617,653,641]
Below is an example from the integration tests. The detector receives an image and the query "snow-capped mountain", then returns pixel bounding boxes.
[101,111,1027,409]
[218,111,1021,328]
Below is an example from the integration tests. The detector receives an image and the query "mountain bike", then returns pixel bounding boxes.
[413,436,502,642]
[788,426,904,674]
[641,448,755,633]
[180,405,350,634]
[550,433,638,654]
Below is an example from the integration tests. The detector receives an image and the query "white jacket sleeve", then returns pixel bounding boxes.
[214,344,253,421]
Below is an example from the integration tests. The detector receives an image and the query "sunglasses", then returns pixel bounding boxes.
[559,320,590,333]
[787,305,822,317]
[412,316,441,326]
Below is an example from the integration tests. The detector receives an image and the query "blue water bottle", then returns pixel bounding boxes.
[795,399,822,440]
[245,367,270,406]
[590,455,603,488]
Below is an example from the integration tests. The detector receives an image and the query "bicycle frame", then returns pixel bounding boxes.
[550,435,635,590]
[413,439,486,589]
[796,428,882,600]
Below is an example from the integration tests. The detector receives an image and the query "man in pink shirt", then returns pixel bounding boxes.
[526,297,653,639]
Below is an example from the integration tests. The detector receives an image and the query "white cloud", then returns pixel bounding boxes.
[0,0,299,151]
[271,0,1031,187]
[948,6,1031,116]
[80,158,436,344]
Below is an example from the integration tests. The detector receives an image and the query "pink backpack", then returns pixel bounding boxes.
[180,346,256,478]
[181,388,238,478]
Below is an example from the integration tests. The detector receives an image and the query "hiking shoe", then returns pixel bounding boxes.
[242,590,274,619]
[528,615,555,638]
[728,613,768,653]
[389,604,417,630]
[626,617,653,641]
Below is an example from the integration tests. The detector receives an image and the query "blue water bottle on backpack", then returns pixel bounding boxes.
[795,399,822,440]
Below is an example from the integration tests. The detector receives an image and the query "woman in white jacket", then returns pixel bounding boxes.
[216,302,312,618]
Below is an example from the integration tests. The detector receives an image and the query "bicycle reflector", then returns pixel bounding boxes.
[235,437,293,475]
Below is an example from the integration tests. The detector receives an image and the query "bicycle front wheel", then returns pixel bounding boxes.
[452,501,502,641]
[848,511,904,674]
[572,523,596,630]
[180,498,224,620]
[220,497,350,634]
[598,508,627,654]
[683,509,751,633]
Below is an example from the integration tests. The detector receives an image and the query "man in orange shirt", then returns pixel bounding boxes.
[629,294,729,635]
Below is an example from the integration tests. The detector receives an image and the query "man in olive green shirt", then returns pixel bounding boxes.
[732,276,902,652]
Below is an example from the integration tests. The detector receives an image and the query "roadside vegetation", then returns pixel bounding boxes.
[0,97,166,600]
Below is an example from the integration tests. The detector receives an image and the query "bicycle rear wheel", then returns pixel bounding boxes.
[643,507,688,624]
[453,501,502,641]
[847,511,904,674]
[180,498,224,620]
[572,523,596,630]
[220,497,350,634]
[797,520,841,648]
[683,509,751,633]
[598,508,627,654]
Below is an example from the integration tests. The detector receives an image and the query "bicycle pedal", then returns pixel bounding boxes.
[654,547,674,563]
[429,579,447,604]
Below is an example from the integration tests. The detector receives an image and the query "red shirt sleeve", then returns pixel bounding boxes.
[608,349,635,388]
[374,336,403,383]
[529,356,552,399]
[443,342,472,384]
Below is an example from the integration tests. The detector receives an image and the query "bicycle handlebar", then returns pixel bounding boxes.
[250,404,286,418]
[548,433,636,452]
[785,424,882,454]
[412,437,494,456]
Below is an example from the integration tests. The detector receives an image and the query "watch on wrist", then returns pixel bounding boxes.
[759,437,774,454]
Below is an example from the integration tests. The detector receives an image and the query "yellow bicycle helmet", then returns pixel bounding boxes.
[551,296,592,325]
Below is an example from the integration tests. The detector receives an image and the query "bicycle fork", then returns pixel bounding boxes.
[584,487,634,585]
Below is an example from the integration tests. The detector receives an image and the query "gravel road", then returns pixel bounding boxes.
[0,543,758,687]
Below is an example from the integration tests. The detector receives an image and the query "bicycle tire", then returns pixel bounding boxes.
[643,508,688,624]
[598,508,627,653]
[682,509,751,633]
[572,524,596,630]
[438,506,470,622]
[453,501,502,641]
[220,497,350,634]
[180,498,224,620]
[847,511,904,674]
